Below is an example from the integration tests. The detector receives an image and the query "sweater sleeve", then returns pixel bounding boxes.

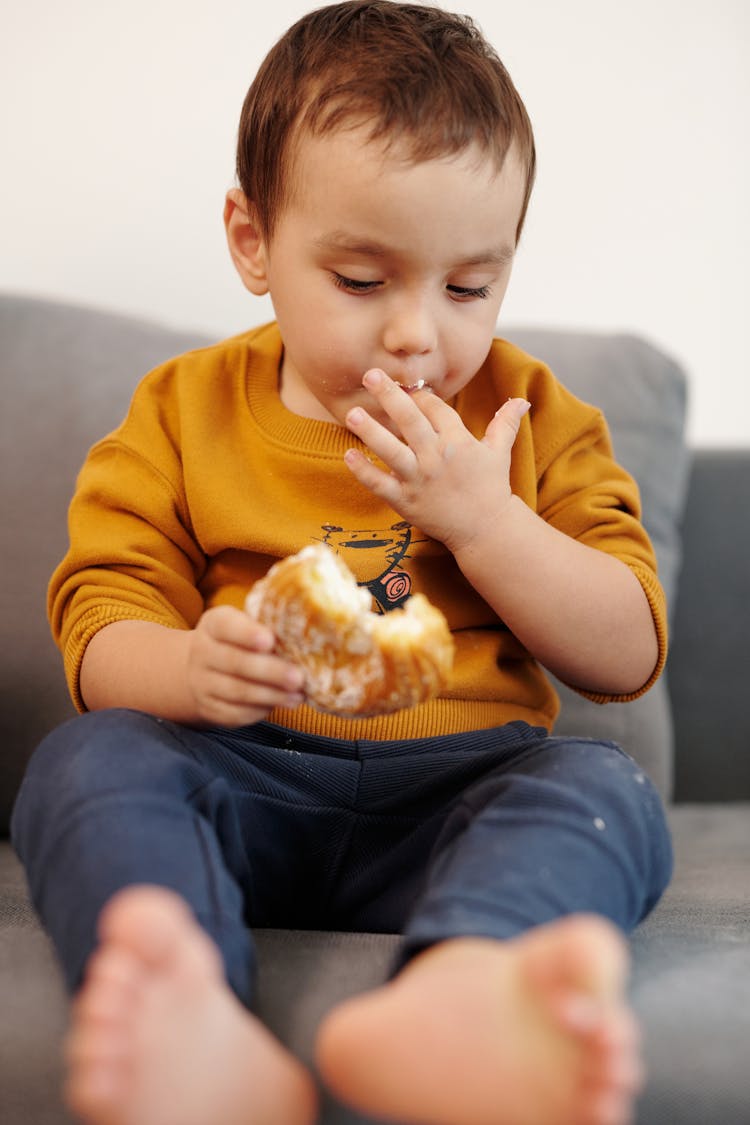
[48,387,207,712]
[532,387,668,704]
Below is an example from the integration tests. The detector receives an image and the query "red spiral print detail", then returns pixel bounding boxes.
[384,571,411,602]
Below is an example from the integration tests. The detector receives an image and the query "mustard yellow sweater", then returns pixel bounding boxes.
[49,322,667,739]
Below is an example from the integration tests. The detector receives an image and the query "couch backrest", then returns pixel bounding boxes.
[506,327,690,800]
[0,295,214,832]
[0,295,691,832]
[667,450,750,801]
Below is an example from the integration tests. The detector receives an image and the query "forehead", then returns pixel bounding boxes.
[282,124,526,251]
[287,117,509,188]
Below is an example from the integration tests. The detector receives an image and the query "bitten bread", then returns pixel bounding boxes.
[245,543,454,717]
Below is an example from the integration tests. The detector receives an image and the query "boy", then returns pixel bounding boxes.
[12,2,673,1124]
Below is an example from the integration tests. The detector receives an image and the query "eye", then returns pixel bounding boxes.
[332,273,381,294]
[447,284,492,301]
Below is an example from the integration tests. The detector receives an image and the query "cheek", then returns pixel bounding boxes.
[448,312,497,366]
[308,337,366,397]
[314,309,373,369]
[275,294,347,368]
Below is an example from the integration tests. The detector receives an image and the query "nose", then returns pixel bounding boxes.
[382,292,437,359]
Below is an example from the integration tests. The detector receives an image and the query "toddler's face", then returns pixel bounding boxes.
[263,126,526,431]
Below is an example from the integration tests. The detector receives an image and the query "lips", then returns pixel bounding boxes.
[395,378,433,394]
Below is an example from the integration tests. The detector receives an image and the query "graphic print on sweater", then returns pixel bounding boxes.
[319,521,420,612]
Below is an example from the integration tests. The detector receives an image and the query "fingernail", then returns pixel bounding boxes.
[257,629,276,652]
[499,398,531,417]
[363,369,385,389]
[286,670,305,691]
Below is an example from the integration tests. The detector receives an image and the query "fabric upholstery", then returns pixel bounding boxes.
[3,802,749,1124]
[0,296,212,831]
[1,294,747,1125]
[667,451,750,799]
[0,301,688,831]
[505,329,691,798]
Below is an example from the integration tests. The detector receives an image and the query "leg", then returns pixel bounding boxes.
[11,709,255,1000]
[395,735,673,954]
[12,710,319,1125]
[317,735,672,1125]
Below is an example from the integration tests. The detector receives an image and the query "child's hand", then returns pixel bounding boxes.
[186,606,305,728]
[344,368,530,555]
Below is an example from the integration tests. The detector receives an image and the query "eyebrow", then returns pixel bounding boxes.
[313,233,514,268]
[458,246,515,268]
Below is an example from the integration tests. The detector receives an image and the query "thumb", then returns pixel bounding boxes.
[483,397,531,449]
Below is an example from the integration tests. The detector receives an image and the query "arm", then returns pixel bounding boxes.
[80,610,305,727]
[452,495,658,695]
[344,368,660,697]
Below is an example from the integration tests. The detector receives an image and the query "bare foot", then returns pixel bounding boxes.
[64,886,318,1125]
[316,914,643,1125]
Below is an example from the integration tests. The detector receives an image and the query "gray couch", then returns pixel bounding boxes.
[1,293,748,1124]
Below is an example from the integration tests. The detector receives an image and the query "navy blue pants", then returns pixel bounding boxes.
[11,709,672,1008]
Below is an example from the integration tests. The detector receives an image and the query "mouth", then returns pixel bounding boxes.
[395,379,433,395]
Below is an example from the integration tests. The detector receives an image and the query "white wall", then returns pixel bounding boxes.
[2,0,748,446]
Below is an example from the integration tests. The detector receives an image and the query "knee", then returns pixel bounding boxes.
[12,709,184,841]
[547,738,673,890]
[547,737,663,819]
[22,708,151,782]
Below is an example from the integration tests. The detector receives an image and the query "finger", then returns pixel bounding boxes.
[343,446,404,507]
[195,611,305,693]
[362,368,438,452]
[202,605,276,652]
[211,645,306,694]
[198,686,305,730]
[410,386,459,430]
[483,397,530,450]
[206,672,305,713]
[345,404,417,480]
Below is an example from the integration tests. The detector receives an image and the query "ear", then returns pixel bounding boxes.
[224,189,270,296]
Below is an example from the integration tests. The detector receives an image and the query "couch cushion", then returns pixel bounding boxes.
[629,803,750,1123]
[3,803,748,1125]
[505,329,691,798]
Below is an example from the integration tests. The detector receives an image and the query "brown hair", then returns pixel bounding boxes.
[236,0,536,241]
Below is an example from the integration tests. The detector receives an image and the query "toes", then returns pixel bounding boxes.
[582,1008,643,1083]
[96,885,223,981]
[64,1022,130,1124]
[552,991,640,1050]
[97,887,193,963]
[66,1024,129,1076]
[75,948,142,1024]
[530,922,643,1125]
[579,1086,638,1125]
[522,914,630,1001]
[65,949,140,1121]
[575,1008,645,1125]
